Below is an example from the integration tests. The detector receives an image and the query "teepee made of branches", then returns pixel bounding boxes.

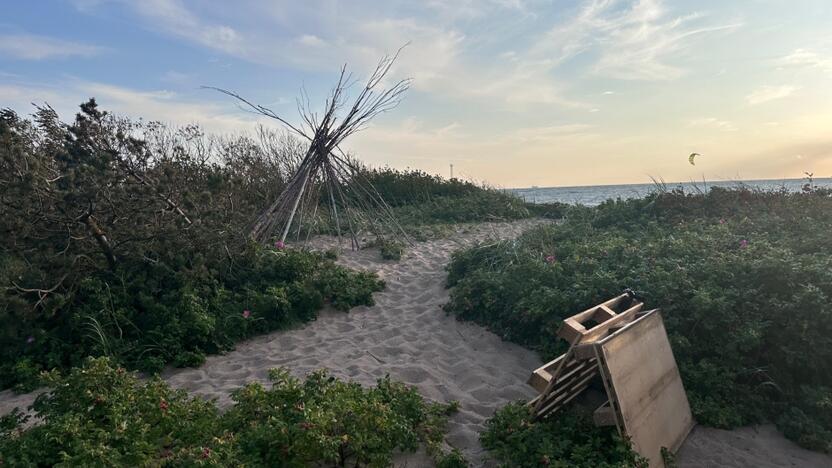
[210,51,412,248]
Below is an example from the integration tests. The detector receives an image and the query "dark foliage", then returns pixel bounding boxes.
[0,101,384,390]
[481,402,646,467]
[0,358,461,467]
[446,187,832,452]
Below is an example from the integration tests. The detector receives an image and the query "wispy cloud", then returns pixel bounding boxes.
[779,49,832,74]
[688,117,737,132]
[746,85,798,105]
[531,0,742,81]
[0,34,105,60]
[130,0,240,53]
[0,81,264,134]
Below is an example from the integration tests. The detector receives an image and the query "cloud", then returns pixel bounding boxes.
[0,34,105,60]
[531,0,741,81]
[128,0,242,55]
[505,123,597,143]
[688,117,737,132]
[779,49,832,74]
[0,81,264,134]
[296,34,326,47]
[746,85,798,105]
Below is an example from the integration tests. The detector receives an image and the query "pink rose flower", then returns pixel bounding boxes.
[274,240,285,250]
[545,255,556,264]
[739,239,749,249]
[242,309,251,319]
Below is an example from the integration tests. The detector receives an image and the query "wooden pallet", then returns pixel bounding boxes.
[527,294,693,468]
[529,294,643,418]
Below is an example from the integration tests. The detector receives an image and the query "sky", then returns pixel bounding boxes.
[1,0,831,187]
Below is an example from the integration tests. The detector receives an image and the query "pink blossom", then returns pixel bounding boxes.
[274,240,285,250]
[739,239,749,249]
[201,447,211,459]
[545,255,556,264]
[719,218,726,224]
[242,309,251,319]
[26,336,34,344]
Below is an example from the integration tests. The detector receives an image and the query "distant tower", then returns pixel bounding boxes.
[450,164,454,179]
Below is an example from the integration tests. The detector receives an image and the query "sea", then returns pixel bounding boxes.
[510,177,832,207]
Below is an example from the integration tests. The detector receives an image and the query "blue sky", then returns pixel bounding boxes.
[2,0,831,187]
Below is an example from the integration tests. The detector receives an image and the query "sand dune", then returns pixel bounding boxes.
[2,219,830,467]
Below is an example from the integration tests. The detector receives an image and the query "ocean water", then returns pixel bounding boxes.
[510,177,832,207]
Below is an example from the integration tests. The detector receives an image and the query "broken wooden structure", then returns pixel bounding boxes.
[528,293,694,467]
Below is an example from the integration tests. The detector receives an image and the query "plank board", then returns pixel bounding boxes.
[596,310,693,468]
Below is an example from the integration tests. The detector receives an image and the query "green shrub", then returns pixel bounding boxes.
[360,167,565,226]
[1,246,383,389]
[0,358,464,467]
[446,188,832,453]
[480,403,646,467]
[379,239,405,261]
[0,358,229,466]
[0,102,387,390]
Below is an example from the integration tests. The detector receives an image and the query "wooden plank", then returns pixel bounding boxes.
[595,304,618,321]
[580,302,643,343]
[557,320,586,342]
[528,356,597,393]
[573,343,597,361]
[593,342,625,436]
[557,294,630,341]
[597,310,694,468]
[532,338,580,413]
[535,366,599,418]
[530,362,598,409]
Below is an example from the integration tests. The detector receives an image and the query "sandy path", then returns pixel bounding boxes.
[676,425,832,468]
[3,219,830,467]
[161,220,545,465]
[158,220,545,464]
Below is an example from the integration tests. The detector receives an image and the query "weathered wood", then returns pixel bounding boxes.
[596,309,694,468]
[556,294,627,342]
[533,364,599,418]
[531,336,580,413]
[579,302,643,343]
[573,343,597,360]
[558,295,642,343]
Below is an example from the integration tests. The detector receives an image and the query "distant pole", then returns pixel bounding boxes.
[450,164,454,179]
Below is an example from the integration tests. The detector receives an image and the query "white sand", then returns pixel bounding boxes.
[676,424,832,468]
[2,219,830,467]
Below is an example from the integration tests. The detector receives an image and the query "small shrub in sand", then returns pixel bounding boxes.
[0,357,463,467]
[379,239,406,261]
[480,403,646,467]
[446,188,832,455]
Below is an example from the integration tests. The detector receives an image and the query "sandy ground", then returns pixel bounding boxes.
[2,219,831,467]
[677,425,832,468]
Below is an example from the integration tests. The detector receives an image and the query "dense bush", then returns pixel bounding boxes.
[0,100,562,390]
[0,101,389,390]
[0,357,461,467]
[481,403,646,467]
[445,187,832,452]
[364,168,567,225]
[2,241,383,391]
